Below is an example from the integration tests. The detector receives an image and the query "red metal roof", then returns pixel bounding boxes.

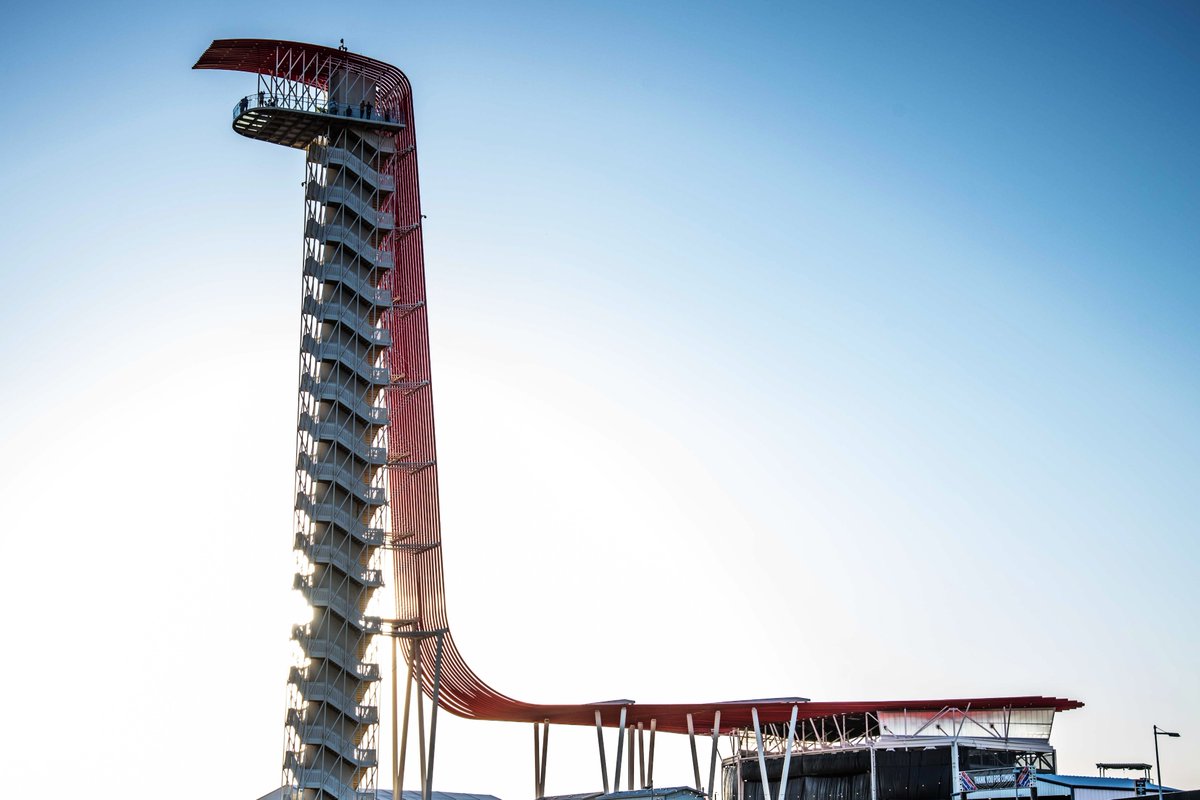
[455,695,1083,734]
[193,38,410,104]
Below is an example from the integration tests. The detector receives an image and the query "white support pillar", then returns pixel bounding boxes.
[397,638,416,800]
[638,722,646,789]
[613,707,628,792]
[595,710,610,794]
[648,719,657,789]
[540,721,549,798]
[869,746,878,800]
[627,725,635,791]
[707,710,722,798]
[688,713,703,791]
[777,705,798,800]
[392,637,400,800]
[950,741,960,800]
[423,633,446,800]
[752,708,771,800]
[736,738,745,800]
[415,644,426,792]
[534,724,542,799]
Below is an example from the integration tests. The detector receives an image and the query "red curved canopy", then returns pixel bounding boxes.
[194,38,410,105]
[449,695,1083,734]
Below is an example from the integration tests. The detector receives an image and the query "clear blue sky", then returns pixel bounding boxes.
[0,1,1196,798]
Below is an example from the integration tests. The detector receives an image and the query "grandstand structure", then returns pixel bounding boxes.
[719,701,1077,800]
[195,39,1082,800]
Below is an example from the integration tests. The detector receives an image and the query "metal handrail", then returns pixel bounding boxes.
[233,92,403,127]
[285,753,377,800]
[301,334,390,384]
[305,219,392,268]
[302,295,392,347]
[297,450,388,504]
[287,667,379,723]
[298,413,388,463]
[293,625,381,681]
[307,182,394,229]
[310,145,396,191]
[294,534,384,587]
[300,373,390,425]
[292,723,377,766]
[304,258,392,305]
[293,575,382,633]
[354,127,399,155]
[296,493,387,545]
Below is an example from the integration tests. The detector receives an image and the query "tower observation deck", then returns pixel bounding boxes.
[196,39,1082,800]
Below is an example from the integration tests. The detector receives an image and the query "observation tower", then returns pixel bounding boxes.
[195,40,429,800]
[196,38,1083,800]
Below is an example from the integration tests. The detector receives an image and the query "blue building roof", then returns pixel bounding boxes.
[1038,775,1172,792]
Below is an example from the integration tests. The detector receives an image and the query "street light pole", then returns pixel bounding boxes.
[1153,725,1181,800]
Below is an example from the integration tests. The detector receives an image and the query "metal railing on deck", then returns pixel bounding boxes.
[233,92,403,126]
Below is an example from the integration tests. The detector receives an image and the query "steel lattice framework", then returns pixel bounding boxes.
[196,38,1081,800]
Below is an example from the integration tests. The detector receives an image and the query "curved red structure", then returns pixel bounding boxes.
[196,39,1082,739]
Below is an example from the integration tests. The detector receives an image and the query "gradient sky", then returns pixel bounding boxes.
[0,2,1197,798]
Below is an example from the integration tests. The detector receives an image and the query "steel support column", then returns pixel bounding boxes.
[869,746,878,800]
[595,711,610,794]
[707,711,722,799]
[613,707,628,792]
[778,705,798,800]
[688,713,702,791]
[752,708,771,800]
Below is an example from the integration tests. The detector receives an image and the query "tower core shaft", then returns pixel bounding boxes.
[197,39,429,800]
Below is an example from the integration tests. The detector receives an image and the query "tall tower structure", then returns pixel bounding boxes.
[195,37,1084,800]
[195,40,429,800]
